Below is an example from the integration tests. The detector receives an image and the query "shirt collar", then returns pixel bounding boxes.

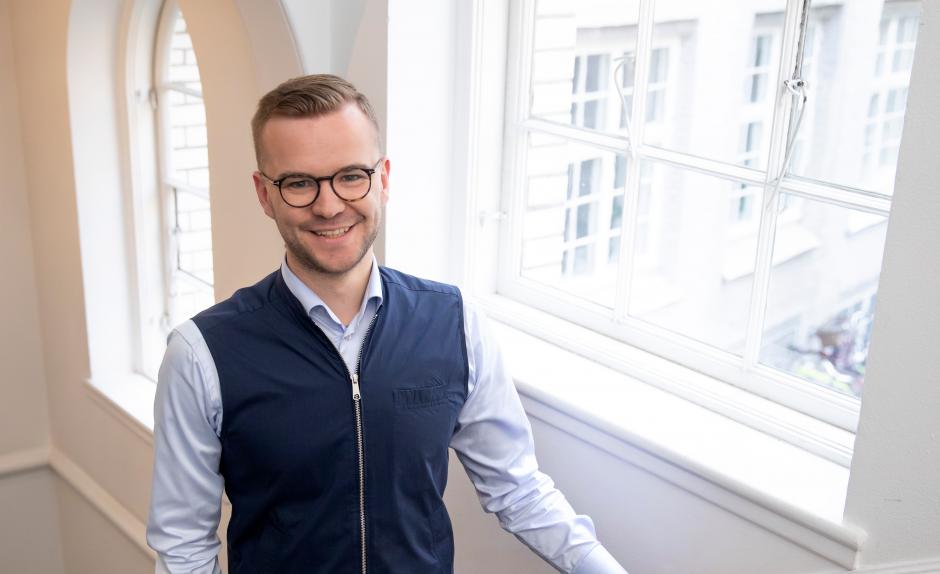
[279,256,384,327]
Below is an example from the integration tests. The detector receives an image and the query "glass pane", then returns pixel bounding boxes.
[760,195,888,399]
[530,0,638,135]
[171,187,215,324]
[789,2,921,195]
[520,133,627,307]
[161,7,214,324]
[627,162,760,356]
[167,13,202,87]
[174,189,215,284]
[167,91,209,187]
[647,0,786,169]
[164,8,210,189]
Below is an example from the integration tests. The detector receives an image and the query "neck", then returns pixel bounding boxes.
[286,250,374,326]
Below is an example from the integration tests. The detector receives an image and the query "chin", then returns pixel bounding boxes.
[290,247,369,277]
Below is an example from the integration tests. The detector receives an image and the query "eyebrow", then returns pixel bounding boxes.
[274,163,374,180]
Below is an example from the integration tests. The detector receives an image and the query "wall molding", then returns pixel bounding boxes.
[48,446,155,560]
[0,445,154,561]
[0,446,50,478]
[848,558,940,573]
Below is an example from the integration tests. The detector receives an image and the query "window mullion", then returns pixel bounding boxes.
[613,0,655,324]
[152,0,179,338]
[522,118,629,153]
[498,0,536,297]
[162,82,202,99]
[638,144,769,186]
[742,0,810,371]
[630,0,654,150]
[165,179,210,199]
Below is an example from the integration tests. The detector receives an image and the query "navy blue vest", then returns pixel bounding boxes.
[192,267,469,573]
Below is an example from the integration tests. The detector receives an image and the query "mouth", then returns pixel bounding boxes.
[309,224,354,239]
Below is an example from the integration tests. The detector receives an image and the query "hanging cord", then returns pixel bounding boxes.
[766,79,809,213]
[613,53,638,161]
[766,0,813,213]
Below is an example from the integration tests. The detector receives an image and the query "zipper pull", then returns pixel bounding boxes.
[351,373,361,401]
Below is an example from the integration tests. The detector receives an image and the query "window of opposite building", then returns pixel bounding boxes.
[500,0,921,453]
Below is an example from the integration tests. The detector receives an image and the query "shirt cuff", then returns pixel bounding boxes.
[572,544,628,574]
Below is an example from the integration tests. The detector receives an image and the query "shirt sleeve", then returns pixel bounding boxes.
[147,320,225,574]
[450,302,627,574]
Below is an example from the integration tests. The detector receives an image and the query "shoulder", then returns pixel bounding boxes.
[379,266,463,299]
[163,320,218,383]
[192,270,280,334]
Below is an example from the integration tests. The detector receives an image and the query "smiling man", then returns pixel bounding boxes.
[146,75,626,574]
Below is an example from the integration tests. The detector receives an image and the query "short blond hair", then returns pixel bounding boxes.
[251,74,380,167]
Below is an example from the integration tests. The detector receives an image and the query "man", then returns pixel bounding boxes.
[147,74,626,574]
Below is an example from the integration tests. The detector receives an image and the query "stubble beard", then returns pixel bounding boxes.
[283,220,380,277]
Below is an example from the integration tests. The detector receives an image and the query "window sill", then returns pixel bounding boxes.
[478,294,865,568]
[85,373,157,445]
[84,372,233,510]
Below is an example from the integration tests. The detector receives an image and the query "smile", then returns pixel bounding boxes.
[312,225,353,238]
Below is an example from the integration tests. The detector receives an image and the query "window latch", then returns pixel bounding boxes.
[477,210,508,227]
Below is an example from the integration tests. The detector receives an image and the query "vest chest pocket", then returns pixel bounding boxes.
[394,379,451,409]
[391,379,462,479]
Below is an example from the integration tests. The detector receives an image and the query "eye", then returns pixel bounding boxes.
[283,177,315,190]
[337,169,368,183]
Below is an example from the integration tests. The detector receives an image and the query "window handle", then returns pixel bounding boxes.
[477,210,508,227]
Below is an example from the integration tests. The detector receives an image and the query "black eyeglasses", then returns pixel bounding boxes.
[259,158,383,208]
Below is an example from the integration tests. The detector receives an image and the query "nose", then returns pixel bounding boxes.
[310,180,346,219]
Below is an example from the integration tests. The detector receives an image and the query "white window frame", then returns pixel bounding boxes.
[155,0,214,294]
[492,0,899,464]
[130,0,215,381]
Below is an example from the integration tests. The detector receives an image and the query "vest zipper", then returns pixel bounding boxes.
[312,310,379,574]
[352,311,379,574]
[350,371,366,574]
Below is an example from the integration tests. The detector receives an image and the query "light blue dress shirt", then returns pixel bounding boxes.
[147,258,626,574]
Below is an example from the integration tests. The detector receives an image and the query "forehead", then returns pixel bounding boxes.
[260,103,380,172]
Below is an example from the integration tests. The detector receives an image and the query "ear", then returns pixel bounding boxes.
[378,157,391,205]
[252,171,276,219]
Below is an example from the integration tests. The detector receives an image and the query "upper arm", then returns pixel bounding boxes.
[146,321,224,572]
[451,302,541,510]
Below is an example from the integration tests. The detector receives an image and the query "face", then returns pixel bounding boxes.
[253,104,389,279]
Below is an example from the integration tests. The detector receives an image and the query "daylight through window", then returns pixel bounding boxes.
[503,0,920,430]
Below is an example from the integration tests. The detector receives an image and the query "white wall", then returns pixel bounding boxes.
[1,0,938,573]
[843,0,940,567]
[384,0,460,283]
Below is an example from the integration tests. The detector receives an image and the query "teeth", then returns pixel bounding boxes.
[314,226,351,238]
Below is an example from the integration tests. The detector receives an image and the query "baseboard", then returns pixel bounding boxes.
[0,445,49,478]
[852,558,940,573]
